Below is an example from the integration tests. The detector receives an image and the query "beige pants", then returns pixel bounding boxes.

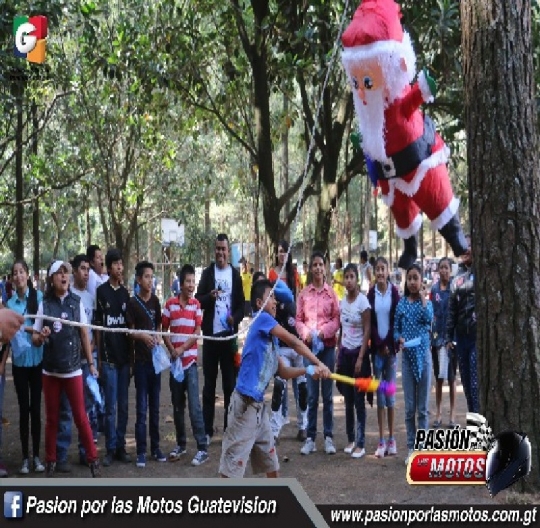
[219,390,279,478]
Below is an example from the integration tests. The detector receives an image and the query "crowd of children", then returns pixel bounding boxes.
[0,234,470,478]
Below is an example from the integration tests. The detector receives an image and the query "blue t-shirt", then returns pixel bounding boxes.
[235,311,279,402]
[7,288,44,367]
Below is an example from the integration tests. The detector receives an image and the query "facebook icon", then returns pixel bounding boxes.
[4,492,24,519]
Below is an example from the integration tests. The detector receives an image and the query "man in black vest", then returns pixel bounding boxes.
[195,234,244,443]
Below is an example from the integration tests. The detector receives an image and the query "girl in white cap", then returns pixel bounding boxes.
[32,260,101,477]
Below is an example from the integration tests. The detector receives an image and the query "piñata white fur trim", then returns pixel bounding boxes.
[417,70,434,104]
[379,147,449,208]
[393,146,450,198]
[341,31,417,81]
[395,213,423,239]
[430,196,460,231]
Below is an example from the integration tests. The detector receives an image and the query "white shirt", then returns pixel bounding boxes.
[87,268,106,301]
[360,263,372,294]
[340,293,370,349]
[213,264,233,335]
[33,294,88,378]
[374,283,392,341]
[72,286,94,344]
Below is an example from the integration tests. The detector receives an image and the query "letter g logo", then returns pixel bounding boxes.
[15,23,37,54]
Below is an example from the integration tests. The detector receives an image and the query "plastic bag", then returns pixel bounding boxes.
[220,308,232,333]
[86,374,103,411]
[152,344,171,374]
[11,326,31,359]
[170,357,184,383]
[311,329,324,355]
[437,346,449,380]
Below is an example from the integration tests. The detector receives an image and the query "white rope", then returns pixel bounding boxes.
[31,315,236,341]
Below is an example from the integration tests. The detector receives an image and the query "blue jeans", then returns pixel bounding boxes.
[304,346,335,440]
[169,364,206,451]
[134,361,161,455]
[57,362,99,462]
[402,351,432,449]
[339,352,370,448]
[101,362,130,453]
[455,334,479,413]
[372,353,397,408]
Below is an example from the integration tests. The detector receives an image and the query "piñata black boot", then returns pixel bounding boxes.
[438,214,468,257]
[397,235,418,270]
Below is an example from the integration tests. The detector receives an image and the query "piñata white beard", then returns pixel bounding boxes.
[350,62,412,162]
[353,88,388,162]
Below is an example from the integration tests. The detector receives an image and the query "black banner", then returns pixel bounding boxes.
[1,480,322,527]
[317,504,540,527]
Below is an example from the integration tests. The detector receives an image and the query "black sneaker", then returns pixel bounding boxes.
[46,462,56,478]
[102,451,115,467]
[115,448,132,463]
[56,461,72,473]
[89,460,101,478]
[79,453,88,466]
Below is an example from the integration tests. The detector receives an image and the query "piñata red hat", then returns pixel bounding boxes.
[341,0,416,78]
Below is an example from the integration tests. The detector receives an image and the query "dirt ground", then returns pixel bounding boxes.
[0,346,534,506]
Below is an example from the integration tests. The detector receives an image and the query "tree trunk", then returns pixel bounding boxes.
[281,91,290,242]
[363,179,371,252]
[15,82,24,260]
[346,187,351,264]
[389,213,393,269]
[51,212,60,260]
[31,101,40,275]
[86,190,92,248]
[462,0,540,491]
[96,186,110,247]
[204,185,211,265]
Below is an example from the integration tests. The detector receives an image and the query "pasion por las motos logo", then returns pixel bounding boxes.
[406,412,532,497]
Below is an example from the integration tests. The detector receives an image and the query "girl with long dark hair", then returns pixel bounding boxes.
[6,259,45,474]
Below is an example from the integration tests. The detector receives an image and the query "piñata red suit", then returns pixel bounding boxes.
[341,0,468,269]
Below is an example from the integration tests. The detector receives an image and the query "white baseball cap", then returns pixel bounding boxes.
[48,260,72,276]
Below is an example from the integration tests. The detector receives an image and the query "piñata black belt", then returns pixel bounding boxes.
[375,114,436,180]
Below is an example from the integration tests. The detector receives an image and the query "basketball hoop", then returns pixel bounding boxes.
[161,219,184,247]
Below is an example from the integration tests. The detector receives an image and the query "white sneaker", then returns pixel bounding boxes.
[19,459,29,475]
[344,442,355,454]
[300,438,316,455]
[191,451,209,466]
[405,449,415,466]
[374,442,386,458]
[324,437,336,455]
[386,439,397,456]
[33,457,45,473]
[351,447,366,459]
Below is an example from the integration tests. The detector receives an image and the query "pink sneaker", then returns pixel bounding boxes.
[386,439,397,456]
[374,442,386,458]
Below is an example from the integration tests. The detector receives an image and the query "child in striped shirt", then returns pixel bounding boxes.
[162,264,208,466]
